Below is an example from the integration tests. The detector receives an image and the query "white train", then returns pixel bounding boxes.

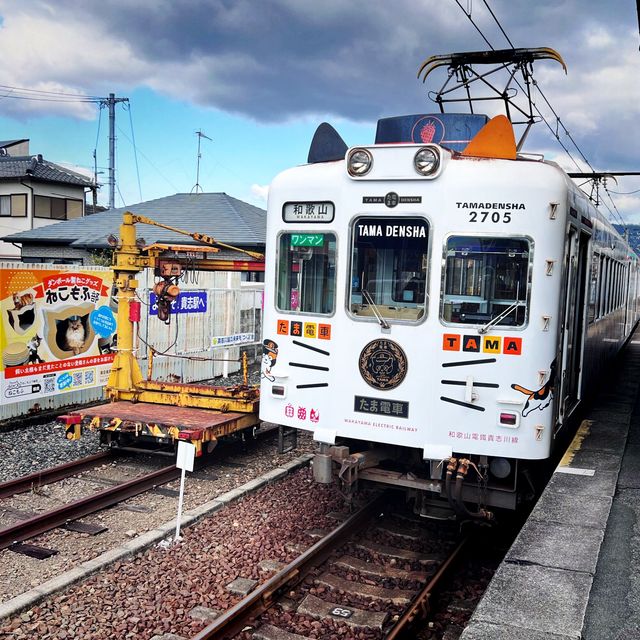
[259,112,639,518]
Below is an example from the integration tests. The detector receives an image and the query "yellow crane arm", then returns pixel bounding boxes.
[129,213,264,261]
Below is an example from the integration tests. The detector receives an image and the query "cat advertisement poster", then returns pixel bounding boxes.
[0,266,117,405]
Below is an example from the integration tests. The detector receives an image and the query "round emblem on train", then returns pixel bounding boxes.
[358,339,408,390]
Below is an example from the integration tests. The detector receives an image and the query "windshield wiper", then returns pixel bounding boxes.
[477,300,521,334]
[362,289,390,330]
[478,283,522,335]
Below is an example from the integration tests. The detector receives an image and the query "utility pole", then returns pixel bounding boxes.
[100,93,129,209]
[191,130,212,194]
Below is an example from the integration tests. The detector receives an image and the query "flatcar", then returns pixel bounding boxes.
[259,111,639,518]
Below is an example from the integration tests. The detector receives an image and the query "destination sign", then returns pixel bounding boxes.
[283,201,334,223]
[356,221,427,239]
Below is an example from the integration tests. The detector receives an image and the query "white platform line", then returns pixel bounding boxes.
[556,466,596,476]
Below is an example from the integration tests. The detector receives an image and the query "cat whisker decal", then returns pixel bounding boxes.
[292,340,330,356]
[441,379,499,388]
[440,396,485,412]
[296,383,329,389]
[289,362,330,372]
[442,358,497,368]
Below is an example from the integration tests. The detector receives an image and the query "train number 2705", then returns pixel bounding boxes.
[469,211,512,223]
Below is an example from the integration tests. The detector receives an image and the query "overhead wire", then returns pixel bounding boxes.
[609,188,640,195]
[124,102,143,202]
[481,0,514,47]
[115,125,182,194]
[454,0,494,48]
[452,0,627,228]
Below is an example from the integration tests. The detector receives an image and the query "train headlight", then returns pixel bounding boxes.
[414,146,440,176]
[347,148,373,176]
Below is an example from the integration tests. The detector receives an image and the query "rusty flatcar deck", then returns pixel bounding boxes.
[81,401,252,430]
[67,401,260,455]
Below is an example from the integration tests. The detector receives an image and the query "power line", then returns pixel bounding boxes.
[531,81,595,172]
[115,125,182,194]
[0,83,101,102]
[124,103,143,203]
[452,0,592,172]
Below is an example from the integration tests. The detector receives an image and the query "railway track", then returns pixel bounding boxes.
[189,493,466,640]
[0,464,495,639]
[0,421,293,556]
[0,456,179,552]
[0,451,112,499]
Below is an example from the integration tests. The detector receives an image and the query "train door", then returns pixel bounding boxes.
[559,228,589,422]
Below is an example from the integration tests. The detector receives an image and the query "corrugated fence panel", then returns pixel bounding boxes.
[137,270,263,384]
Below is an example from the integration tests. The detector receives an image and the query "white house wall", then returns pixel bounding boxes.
[0,183,33,260]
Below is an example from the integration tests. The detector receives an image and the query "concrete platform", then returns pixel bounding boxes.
[461,336,640,640]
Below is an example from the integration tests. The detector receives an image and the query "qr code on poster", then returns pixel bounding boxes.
[72,372,83,387]
[84,370,94,385]
[44,379,55,394]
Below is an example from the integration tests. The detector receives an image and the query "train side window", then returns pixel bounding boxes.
[588,252,599,323]
[441,236,530,327]
[349,216,429,323]
[275,232,337,315]
[598,255,607,318]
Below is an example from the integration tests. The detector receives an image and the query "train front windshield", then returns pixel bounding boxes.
[442,236,530,326]
[349,217,429,323]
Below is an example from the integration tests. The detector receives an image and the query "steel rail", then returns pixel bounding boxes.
[384,536,469,639]
[190,492,389,640]
[0,451,112,500]
[0,464,180,550]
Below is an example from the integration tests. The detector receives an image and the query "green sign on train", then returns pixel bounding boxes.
[290,234,324,247]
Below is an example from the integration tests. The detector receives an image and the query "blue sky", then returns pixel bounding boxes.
[0,0,638,221]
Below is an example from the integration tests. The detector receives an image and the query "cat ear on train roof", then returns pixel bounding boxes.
[460,115,517,160]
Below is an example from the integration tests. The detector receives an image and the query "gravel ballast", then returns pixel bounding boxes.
[0,466,345,639]
[0,421,102,483]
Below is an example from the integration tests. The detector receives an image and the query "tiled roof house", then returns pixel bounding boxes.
[2,192,266,266]
[0,139,95,260]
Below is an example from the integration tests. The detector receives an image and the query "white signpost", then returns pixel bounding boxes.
[174,440,195,542]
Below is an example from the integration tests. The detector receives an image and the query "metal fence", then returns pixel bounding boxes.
[136,270,263,383]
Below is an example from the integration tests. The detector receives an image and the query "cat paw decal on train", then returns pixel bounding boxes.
[511,360,557,417]
[261,339,278,382]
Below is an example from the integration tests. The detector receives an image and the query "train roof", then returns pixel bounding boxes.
[375,113,489,152]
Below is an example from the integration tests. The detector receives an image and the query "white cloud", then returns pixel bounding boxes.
[584,26,614,49]
[0,4,149,119]
[250,184,269,202]
[0,0,637,181]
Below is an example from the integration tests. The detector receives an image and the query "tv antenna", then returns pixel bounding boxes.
[191,129,212,194]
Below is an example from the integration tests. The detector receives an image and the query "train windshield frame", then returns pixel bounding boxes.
[441,234,532,328]
[348,216,430,324]
[275,231,337,315]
